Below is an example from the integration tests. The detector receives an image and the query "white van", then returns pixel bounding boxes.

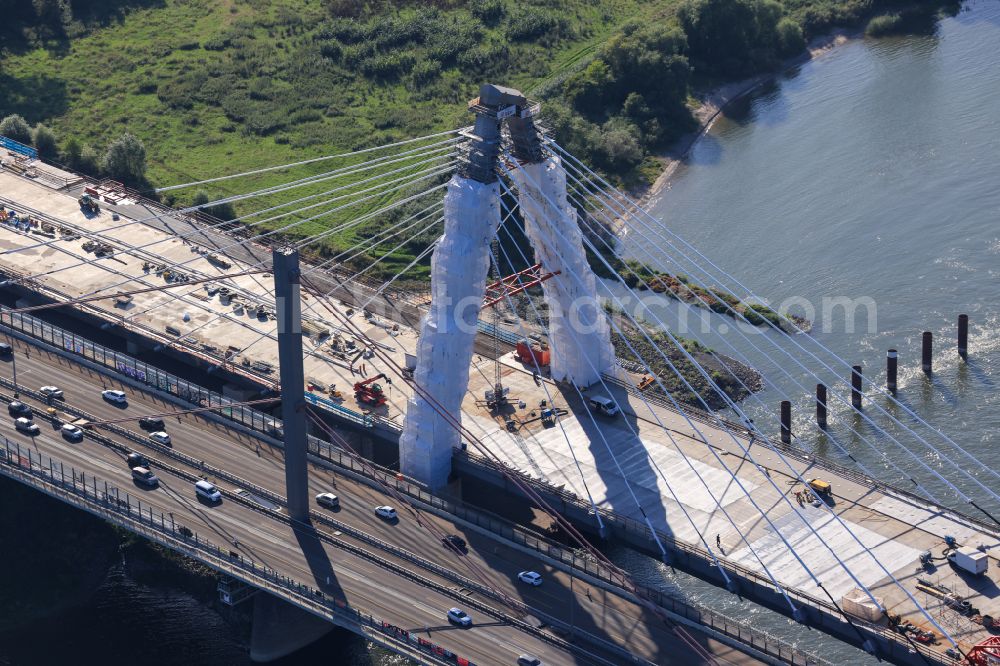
[195,479,222,503]
[131,466,159,487]
[588,395,619,417]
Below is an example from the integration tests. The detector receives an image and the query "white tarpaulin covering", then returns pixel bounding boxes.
[513,157,615,387]
[842,587,885,622]
[400,175,500,487]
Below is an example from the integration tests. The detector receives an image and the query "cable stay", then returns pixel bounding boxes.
[500,159,965,651]
[550,139,1000,512]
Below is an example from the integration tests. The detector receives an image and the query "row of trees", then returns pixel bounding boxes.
[0,114,148,186]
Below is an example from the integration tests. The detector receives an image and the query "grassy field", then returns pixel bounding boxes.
[0,0,952,280]
[0,0,682,278]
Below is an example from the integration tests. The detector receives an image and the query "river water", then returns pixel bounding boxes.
[611,0,1000,661]
[631,0,1000,511]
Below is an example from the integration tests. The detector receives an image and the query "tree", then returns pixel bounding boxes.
[678,0,786,78]
[78,144,100,175]
[102,132,147,184]
[62,137,82,167]
[777,17,806,56]
[0,114,33,144]
[32,124,58,159]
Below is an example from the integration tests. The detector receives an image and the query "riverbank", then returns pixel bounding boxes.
[638,28,861,208]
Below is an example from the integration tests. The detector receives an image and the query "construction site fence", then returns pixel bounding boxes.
[0,437,469,666]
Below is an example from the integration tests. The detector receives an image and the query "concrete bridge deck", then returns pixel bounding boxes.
[2,168,998,663]
[0,333,761,666]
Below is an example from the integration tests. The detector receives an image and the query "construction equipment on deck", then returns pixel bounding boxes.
[206,252,232,269]
[637,374,656,390]
[807,478,832,496]
[354,373,389,407]
[515,338,550,367]
[78,194,99,214]
[967,636,1000,665]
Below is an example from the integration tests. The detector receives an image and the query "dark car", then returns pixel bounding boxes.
[442,534,467,553]
[127,452,151,469]
[0,343,12,356]
[138,416,165,431]
[7,401,31,417]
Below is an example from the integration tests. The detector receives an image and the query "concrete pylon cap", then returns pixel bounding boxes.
[479,83,526,108]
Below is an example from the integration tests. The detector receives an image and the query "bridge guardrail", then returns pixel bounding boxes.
[0,438,466,666]
[456,452,955,666]
[0,294,970,664]
[303,438,829,666]
[0,384,636,665]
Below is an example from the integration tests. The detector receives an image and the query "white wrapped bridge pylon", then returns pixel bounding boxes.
[513,157,616,386]
[400,175,500,488]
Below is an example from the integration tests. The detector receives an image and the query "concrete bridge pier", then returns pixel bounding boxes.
[249,592,333,662]
[273,247,309,522]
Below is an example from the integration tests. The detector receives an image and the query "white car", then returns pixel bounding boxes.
[374,505,397,520]
[61,423,84,441]
[517,571,543,586]
[195,479,222,503]
[447,607,472,627]
[102,389,127,404]
[316,493,340,510]
[39,386,64,399]
[148,431,171,446]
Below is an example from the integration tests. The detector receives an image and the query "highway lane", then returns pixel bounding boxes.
[0,337,761,666]
[0,412,584,666]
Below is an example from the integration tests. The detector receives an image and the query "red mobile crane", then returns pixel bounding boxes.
[354,373,389,407]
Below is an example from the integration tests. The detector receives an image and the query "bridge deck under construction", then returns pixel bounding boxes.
[2,169,999,662]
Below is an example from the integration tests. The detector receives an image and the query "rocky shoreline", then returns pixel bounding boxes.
[610,307,764,411]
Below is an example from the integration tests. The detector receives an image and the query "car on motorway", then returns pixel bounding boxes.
[127,452,150,468]
[517,655,542,666]
[102,390,127,404]
[0,342,11,356]
[61,423,84,441]
[148,431,171,446]
[7,400,31,417]
[131,466,159,487]
[517,571,543,587]
[442,534,467,553]
[374,505,397,520]
[447,608,472,627]
[14,417,40,435]
[139,416,165,431]
[195,479,222,503]
[39,386,64,400]
[315,493,340,510]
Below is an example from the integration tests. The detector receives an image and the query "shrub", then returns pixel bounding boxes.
[360,53,416,80]
[506,9,564,42]
[0,114,33,145]
[32,124,58,158]
[412,59,442,85]
[471,0,506,26]
[77,144,101,176]
[776,17,805,55]
[102,132,147,185]
[193,190,237,220]
[202,35,232,51]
